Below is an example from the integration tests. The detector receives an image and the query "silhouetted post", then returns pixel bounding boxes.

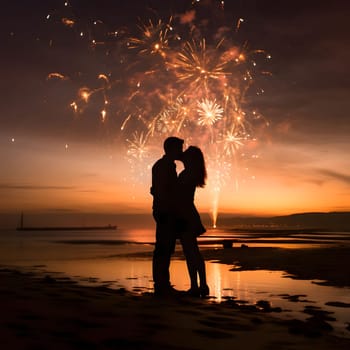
[223,240,233,249]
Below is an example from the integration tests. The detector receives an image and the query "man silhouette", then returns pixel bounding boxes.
[150,136,184,296]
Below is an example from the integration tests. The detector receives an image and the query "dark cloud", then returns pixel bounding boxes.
[318,169,350,185]
[77,190,98,193]
[0,184,100,192]
[0,184,76,190]
[46,208,79,213]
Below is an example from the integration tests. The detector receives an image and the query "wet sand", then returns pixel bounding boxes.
[1,245,350,349]
[198,245,350,287]
[123,244,350,287]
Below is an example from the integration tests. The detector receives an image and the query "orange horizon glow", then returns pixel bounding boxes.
[2,136,350,222]
[1,107,349,230]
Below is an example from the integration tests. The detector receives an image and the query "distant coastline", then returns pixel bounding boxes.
[217,211,350,232]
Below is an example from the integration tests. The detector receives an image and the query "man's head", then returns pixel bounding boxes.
[163,136,184,160]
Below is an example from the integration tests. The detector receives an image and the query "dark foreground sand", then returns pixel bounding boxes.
[1,246,350,350]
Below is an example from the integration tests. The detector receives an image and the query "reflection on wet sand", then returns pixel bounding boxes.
[38,253,350,336]
[1,228,350,337]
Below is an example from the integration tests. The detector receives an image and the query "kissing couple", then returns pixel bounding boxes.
[151,136,209,297]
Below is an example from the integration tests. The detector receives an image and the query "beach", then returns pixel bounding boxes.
[1,227,350,349]
[1,260,349,350]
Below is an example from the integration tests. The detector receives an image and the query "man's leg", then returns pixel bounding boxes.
[152,213,176,293]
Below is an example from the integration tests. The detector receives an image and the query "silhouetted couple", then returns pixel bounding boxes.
[151,136,209,297]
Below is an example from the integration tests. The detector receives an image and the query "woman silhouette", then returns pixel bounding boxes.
[177,146,209,297]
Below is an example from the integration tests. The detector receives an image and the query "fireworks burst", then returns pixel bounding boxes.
[129,19,172,58]
[47,1,271,226]
[126,132,153,180]
[197,99,223,126]
[173,39,227,91]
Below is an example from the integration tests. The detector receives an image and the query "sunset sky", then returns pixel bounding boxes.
[1,0,349,227]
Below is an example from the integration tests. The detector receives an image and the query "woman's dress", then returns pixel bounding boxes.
[177,171,206,236]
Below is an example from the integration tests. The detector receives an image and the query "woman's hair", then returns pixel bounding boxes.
[184,146,207,187]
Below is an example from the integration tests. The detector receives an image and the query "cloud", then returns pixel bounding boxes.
[47,208,79,213]
[80,173,98,178]
[318,169,350,185]
[0,184,76,190]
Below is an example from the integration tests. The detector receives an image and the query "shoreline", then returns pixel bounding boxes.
[112,245,350,288]
[1,267,350,350]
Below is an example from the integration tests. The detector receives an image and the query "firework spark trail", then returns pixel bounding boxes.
[47,72,68,80]
[128,19,172,58]
[47,1,270,226]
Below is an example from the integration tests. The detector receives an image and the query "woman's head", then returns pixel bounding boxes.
[182,146,207,187]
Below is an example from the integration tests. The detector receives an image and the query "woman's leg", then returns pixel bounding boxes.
[180,234,199,290]
[181,234,209,296]
[191,240,208,291]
